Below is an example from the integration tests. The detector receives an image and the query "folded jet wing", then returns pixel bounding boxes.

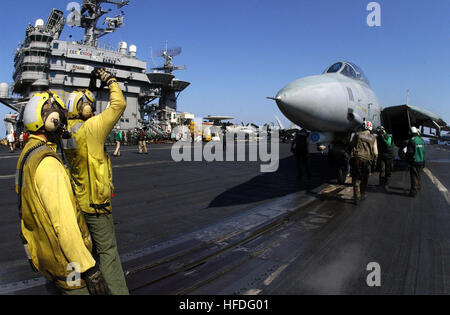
[381,104,449,144]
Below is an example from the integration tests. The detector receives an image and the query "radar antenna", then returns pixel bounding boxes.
[151,42,187,74]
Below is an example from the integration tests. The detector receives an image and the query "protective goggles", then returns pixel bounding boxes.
[77,89,96,112]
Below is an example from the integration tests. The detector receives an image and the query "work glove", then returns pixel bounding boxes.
[82,265,110,295]
[93,68,114,84]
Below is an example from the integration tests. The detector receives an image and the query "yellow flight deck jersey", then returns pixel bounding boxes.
[16,135,95,289]
[64,81,126,215]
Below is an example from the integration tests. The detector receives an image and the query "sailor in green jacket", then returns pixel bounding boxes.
[376,126,394,192]
[113,129,122,157]
[63,68,129,294]
[406,126,425,197]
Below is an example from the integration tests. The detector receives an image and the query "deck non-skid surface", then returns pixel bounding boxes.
[0,143,449,294]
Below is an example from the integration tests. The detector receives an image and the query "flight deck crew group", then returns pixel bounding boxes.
[287,120,425,205]
[345,121,425,204]
[16,68,128,295]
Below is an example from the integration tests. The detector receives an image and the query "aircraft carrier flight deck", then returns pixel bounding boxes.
[0,142,449,295]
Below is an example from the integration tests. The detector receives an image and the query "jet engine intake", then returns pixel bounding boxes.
[347,108,364,125]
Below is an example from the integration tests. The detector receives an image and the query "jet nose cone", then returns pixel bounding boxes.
[273,74,347,131]
[275,89,295,111]
[274,78,315,117]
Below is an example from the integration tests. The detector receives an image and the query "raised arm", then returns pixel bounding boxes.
[85,69,127,144]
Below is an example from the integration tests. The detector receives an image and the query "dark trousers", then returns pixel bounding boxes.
[410,164,424,195]
[379,158,394,187]
[294,153,311,179]
[351,158,371,199]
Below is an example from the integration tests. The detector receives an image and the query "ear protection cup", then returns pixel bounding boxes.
[82,105,93,117]
[79,103,94,119]
[24,91,66,136]
[67,89,96,119]
[44,111,62,132]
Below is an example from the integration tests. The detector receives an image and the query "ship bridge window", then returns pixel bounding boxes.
[25,50,48,57]
[22,65,48,72]
[29,34,52,43]
[33,35,43,42]
[53,42,59,49]
[325,62,343,73]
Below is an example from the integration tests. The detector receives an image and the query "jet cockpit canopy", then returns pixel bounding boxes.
[324,61,370,86]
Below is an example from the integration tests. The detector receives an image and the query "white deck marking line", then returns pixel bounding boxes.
[0,174,15,179]
[0,161,175,179]
[112,160,174,168]
[263,263,290,286]
[424,167,450,206]
[0,155,20,160]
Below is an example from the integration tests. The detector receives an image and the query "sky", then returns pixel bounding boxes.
[1,0,449,136]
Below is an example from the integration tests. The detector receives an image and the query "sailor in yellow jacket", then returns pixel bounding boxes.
[63,68,129,294]
[16,91,109,295]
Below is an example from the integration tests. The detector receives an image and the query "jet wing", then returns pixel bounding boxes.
[382,104,449,143]
[406,105,447,129]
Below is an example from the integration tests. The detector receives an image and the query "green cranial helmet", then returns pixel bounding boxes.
[376,126,386,134]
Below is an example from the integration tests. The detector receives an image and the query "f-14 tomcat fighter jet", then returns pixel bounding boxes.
[268,61,448,181]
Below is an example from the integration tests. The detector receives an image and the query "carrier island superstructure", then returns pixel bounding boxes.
[1,0,190,137]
